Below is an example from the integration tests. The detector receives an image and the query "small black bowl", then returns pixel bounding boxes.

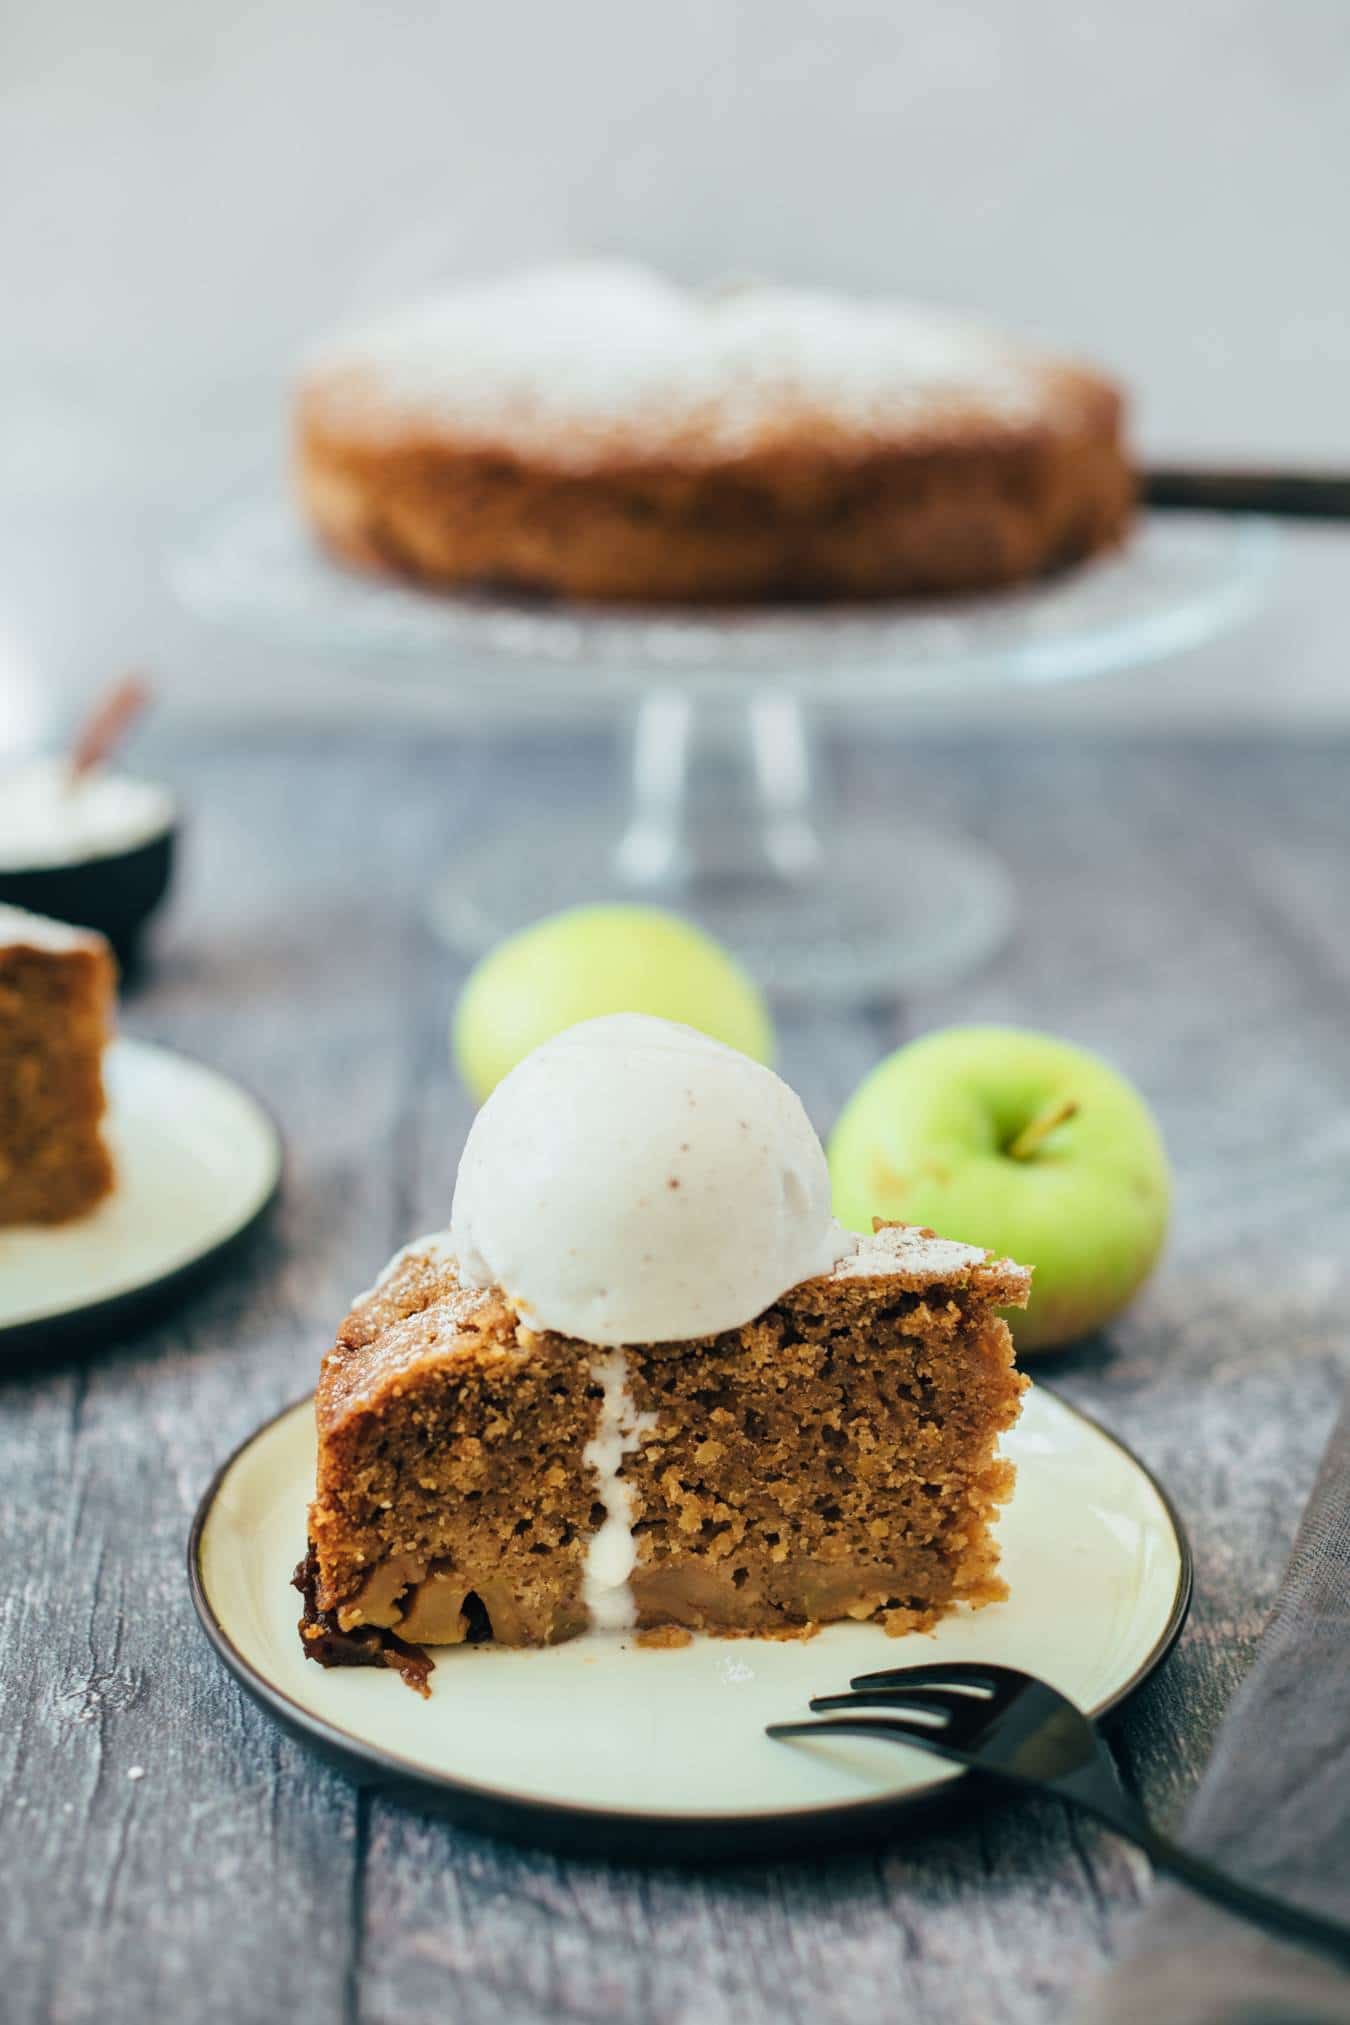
[0,823,178,973]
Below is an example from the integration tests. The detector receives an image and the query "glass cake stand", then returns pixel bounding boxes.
[173,499,1276,1000]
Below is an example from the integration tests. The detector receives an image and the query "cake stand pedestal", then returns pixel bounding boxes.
[426,686,1013,999]
[173,502,1276,1002]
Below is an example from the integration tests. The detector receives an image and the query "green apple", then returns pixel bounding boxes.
[828,1026,1170,1352]
[453,904,774,1102]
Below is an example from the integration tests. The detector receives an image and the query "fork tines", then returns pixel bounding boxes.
[765,1660,1026,1755]
[850,1661,1003,1693]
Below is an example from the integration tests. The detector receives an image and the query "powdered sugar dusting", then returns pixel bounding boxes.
[305,261,1054,465]
[353,1215,1026,1326]
[351,1230,460,1308]
[829,1221,1027,1289]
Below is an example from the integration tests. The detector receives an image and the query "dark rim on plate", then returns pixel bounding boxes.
[0,1042,284,1358]
[187,1387,1194,1860]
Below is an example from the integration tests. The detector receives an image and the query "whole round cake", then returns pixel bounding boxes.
[296,262,1134,605]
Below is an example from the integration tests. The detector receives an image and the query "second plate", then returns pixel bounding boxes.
[0,1038,282,1352]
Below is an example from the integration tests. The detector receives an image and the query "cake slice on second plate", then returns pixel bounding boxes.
[297,1017,1029,1692]
[0,905,116,1226]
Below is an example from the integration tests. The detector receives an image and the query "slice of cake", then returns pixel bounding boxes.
[297,1017,1028,1692]
[0,905,116,1226]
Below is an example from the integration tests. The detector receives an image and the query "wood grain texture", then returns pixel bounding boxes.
[2,726,1346,2025]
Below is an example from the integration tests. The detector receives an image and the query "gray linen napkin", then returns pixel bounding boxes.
[1090,1386,1350,2025]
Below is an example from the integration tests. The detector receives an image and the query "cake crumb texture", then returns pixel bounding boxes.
[0,918,116,1226]
[307,1255,597,1652]
[301,1228,1027,1682]
[626,1264,1025,1639]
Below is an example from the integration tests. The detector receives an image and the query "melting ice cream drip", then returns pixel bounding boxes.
[581,1350,655,1632]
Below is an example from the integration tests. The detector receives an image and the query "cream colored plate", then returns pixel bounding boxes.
[191,1385,1189,1854]
[0,1038,281,1346]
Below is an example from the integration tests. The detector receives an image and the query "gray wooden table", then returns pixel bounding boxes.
[3,723,1347,2025]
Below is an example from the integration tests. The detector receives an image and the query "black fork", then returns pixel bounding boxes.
[768,1662,1350,1967]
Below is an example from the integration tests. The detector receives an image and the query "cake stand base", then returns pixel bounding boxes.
[427,690,1014,1000]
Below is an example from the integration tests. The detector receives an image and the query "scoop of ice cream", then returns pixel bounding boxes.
[449,1013,847,1345]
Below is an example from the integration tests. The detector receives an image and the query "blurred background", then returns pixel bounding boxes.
[2,0,1348,741]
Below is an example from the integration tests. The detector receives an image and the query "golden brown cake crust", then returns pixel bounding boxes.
[0,926,115,1226]
[302,1226,1029,1683]
[313,1221,1030,1440]
[296,375,1133,605]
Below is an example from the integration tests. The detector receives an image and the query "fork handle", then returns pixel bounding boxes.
[1060,1768,1350,1965]
[1108,1814,1350,1967]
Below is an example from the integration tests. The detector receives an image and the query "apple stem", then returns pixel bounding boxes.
[1007,1096,1079,1160]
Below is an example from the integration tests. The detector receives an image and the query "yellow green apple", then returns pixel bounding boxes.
[453,904,774,1102]
[828,1025,1170,1352]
